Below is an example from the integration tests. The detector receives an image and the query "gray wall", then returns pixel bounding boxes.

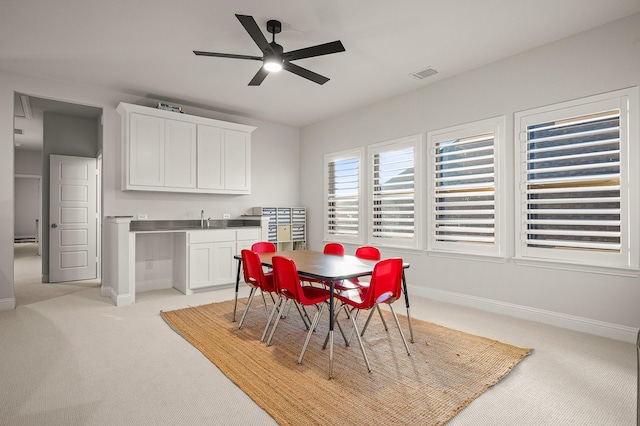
[14,177,39,238]
[300,13,640,340]
[14,150,42,175]
[14,151,42,240]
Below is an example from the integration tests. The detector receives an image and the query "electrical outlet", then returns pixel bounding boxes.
[146,260,153,269]
[137,213,148,220]
[222,213,231,219]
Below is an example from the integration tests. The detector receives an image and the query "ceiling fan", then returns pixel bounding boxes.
[194,14,345,86]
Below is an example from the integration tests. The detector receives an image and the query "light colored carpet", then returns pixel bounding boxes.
[161,299,532,425]
[13,242,100,306]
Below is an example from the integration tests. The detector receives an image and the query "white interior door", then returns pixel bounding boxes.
[49,154,97,283]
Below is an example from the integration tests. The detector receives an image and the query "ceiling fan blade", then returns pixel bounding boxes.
[193,51,262,61]
[283,40,345,61]
[248,67,269,86]
[283,62,330,85]
[235,14,274,56]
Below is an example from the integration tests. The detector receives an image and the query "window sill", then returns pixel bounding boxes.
[512,257,640,277]
[426,250,508,264]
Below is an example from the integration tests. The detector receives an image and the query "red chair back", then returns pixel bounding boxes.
[251,241,276,254]
[355,246,380,261]
[272,256,326,306]
[241,250,275,293]
[366,258,404,307]
[324,243,344,256]
[271,256,301,301]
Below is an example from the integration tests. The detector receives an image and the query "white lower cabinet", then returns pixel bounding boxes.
[211,241,236,286]
[187,228,261,292]
[188,243,215,290]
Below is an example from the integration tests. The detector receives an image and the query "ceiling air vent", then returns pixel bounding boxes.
[14,129,23,135]
[410,67,438,80]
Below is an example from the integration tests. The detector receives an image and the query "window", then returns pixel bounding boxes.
[324,149,363,244]
[427,117,505,258]
[368,135,422,249]
[514,88,639,272]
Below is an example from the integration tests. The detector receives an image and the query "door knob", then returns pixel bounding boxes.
[51,223,58,228]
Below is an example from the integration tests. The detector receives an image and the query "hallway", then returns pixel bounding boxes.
[14,242,100,306]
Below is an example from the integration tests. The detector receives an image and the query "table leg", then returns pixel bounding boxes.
[329,280,335,379]
[233,258,242,322]
[402,270,414,343]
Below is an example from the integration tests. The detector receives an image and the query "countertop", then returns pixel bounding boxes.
[129,218,262,232]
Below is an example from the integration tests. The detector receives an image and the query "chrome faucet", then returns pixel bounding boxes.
[201,210,204,228]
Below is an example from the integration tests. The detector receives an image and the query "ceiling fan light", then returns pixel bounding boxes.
[263,58,283,72]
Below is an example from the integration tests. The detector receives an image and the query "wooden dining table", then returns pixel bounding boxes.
[233,249,413,379]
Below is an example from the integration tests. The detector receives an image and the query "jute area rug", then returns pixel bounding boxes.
[160,299,532,426]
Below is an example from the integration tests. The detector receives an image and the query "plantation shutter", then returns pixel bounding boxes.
[372,146,415,240]
[327,156,359,237]
[523,110,621,253]
[434,133,496,245]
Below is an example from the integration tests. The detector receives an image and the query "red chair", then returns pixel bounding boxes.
[333,245,388,333]
[300,243,344,287]
[338,245,381,290]
[355,245,379,261]
[330,258,411,372]
[251,241,276,254]
[262,256,331,365]
[238,250,276,329]
[323,242,344,256]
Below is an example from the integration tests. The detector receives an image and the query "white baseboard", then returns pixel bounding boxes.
[0,297,16,311]
[409,286,638,344]
[100,285,110,298]
[110,288,134,307]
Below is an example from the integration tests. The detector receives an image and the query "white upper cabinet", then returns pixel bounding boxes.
[224,129,250,191]
[117,102,255,194]
[197,125,251,192]
[164,119,196,188]
[197,124,224,190]
[129,113,164,187]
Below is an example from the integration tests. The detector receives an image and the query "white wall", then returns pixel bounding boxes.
[0,71,301,310]
[300,14,640,341]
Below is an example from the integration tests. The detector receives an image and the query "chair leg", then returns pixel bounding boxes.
[261,295,282,343]
[298,303,326,364]
[360,305,387,337]
[348,307,372,372]
[238,287,257,329]
[266,299,289,346]
[389,304,411,356]
[293,303,311,330]
[322,304,351,349]
[259,290,270,319]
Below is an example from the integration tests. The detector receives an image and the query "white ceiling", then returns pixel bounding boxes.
[3,0,640,132]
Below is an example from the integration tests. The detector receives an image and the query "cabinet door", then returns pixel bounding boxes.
[189,243,215,289]
[212,241,236,286]
[197,124,224,190]
[129,113,164,187]
[224,129,250,191]
[165,119,196,188]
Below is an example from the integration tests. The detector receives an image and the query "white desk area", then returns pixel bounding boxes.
[102,216,268,306]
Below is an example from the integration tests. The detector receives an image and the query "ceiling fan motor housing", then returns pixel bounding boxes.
[266,20,282,35]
